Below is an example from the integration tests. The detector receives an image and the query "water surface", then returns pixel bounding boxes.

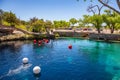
[0,38,120,80]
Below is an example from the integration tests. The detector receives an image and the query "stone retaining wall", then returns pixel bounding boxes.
[54,31,120,41]
[89,33,120,41]
[54,31,89,37]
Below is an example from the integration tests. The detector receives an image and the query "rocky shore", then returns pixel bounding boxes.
[0,34,55,42]
[1,30,120,42]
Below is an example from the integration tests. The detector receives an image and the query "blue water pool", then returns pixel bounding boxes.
[0,38,120,80]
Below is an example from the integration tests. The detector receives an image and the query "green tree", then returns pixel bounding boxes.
[3,11,18,26]
[90,14,103,33]
[78,18,84,28]
[45,20,52,28]
[60,20,70,28]
[69,18,78,28]
[115,23,120,32]
[21,20,27,25]
[103,10,120,33]
[53,20,70,29]
[29,17,39,26]
[64,21,70,28]
[82,15,91,27]
[53,21,60,28]
[29,18,44,32]
[32,19,45,32]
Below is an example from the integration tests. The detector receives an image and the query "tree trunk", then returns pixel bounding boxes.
[111,28,114,34]
[116,0,120,9]
[110,27,114,34]
[98,0,120,14]
[97,28,101,33]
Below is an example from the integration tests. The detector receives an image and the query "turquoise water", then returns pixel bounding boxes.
[0,38,120,80]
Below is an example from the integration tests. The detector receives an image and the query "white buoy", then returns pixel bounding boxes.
[33,66,41,74]
[22,57,29,64]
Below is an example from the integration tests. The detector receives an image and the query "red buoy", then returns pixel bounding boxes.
[38,40,42,44]
[43,39,49,43]
[45,40,49,43]
[43,39,46,42]
[38,43,41,46]
[68,45,72,49]
[33,39,37,44]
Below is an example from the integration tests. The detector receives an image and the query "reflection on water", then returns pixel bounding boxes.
[0,64,32,79]
[0,38,120,80]
[7,64,32,76]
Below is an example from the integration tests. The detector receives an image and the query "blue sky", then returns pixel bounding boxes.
[0,0,118,21]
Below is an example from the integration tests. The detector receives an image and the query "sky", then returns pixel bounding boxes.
[0,0,119,21]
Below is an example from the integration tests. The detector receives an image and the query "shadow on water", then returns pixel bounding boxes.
[0,41,32,53]
[33,73,41,80]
